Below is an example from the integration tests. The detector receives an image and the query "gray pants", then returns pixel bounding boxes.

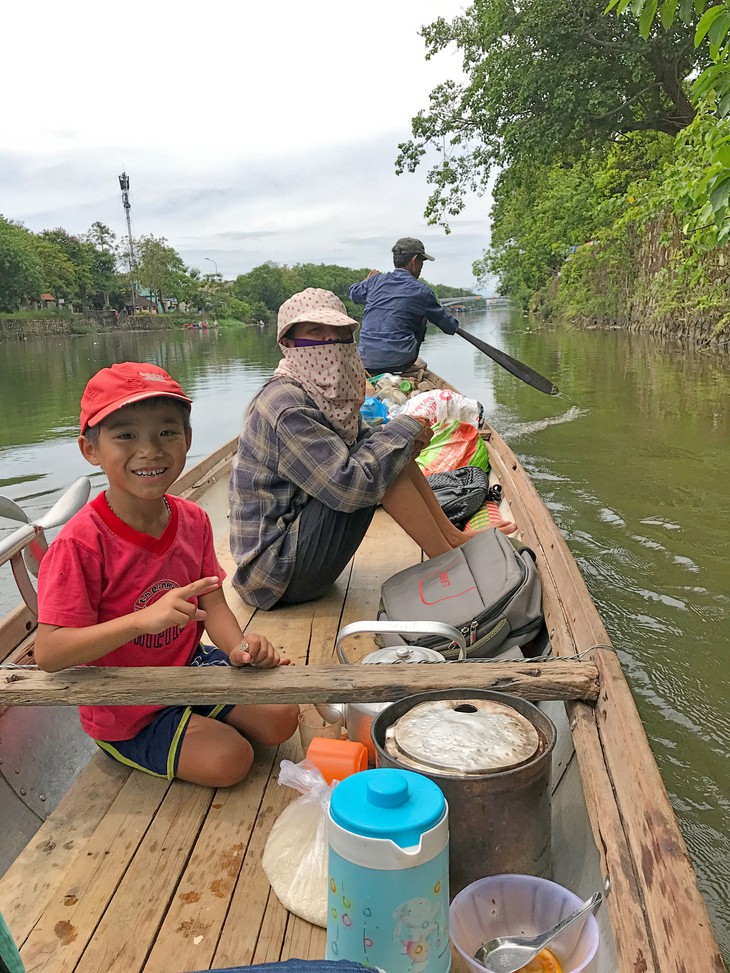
[280,497,376,605]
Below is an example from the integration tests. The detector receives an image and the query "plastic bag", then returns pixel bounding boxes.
[416,420,490,476]
[261,759,334,928]
[402,389,483,428]
[360,397,390,426]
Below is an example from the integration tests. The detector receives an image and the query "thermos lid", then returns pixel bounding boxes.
[330,768,446,848]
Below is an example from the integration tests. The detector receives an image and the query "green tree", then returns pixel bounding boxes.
[290,263,373,318]
[225,296,259,322]
[397,0,700,225]
[232,262,301,312]
[0,217,44,311]
[429,281,479,299]
[83,223,118,307]
[135,235,191,309]
[85,247,117,308]
[607,0,730,241]
[84,221,116,253]
[475,154,603,307]
[39,228,94,310]
[475,130,677,308]
[33,236,77,302]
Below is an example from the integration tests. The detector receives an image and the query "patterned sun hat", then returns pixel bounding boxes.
[277,288,358,342]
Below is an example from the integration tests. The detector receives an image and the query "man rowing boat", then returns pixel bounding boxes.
[349,237,460,376]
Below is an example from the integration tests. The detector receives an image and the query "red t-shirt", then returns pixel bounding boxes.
[37,492,225,741]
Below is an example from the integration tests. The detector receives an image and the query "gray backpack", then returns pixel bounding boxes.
[378,528,544,659]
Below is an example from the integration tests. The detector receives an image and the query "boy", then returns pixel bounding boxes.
[35,362,299,787]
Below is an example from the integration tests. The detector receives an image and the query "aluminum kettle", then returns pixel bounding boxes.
[317,620,467,764]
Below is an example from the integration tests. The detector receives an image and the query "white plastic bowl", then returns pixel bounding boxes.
[449,874,599,973]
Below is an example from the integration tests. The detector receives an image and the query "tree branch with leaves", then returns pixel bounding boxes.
[397,0,699,227]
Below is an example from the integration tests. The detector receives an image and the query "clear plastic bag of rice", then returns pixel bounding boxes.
[403,389,483,428]
[262,758,334,927]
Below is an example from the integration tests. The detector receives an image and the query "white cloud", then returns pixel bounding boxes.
[1,0,492,287]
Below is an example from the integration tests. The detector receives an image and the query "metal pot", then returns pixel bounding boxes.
[371,689,556,896]
[317,621,467,764]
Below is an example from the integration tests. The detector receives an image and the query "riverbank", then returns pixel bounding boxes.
[531,214,730,350]
[0,313,265,342]
[0,312,176,342]
[544,312,730,354]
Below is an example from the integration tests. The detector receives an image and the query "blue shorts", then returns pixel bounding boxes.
[95,644,235,780]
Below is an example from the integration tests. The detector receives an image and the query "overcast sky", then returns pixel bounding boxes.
[2,0,493,290]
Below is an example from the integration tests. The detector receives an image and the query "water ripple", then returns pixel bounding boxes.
[640,517,682,530]
[597,507,626,527]
[499,405,589,439]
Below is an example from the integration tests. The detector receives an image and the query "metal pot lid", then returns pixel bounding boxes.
[361,645,446,664]
[385,699,540,775]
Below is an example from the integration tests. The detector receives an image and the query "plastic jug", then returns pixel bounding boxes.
[326,768,450,973]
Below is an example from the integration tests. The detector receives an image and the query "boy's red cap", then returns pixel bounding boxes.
[80,362,192,432]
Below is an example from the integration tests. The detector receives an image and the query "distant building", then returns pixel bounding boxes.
[134,295,157,312]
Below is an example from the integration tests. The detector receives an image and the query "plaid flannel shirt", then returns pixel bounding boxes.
[229,378,421,608]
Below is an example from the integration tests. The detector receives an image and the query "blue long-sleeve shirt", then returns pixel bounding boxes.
[349,269,459,372]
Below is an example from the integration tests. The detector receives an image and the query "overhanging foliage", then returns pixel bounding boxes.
[397,0,699,227]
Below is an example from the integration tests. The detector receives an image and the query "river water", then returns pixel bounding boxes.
[1,313,728,961]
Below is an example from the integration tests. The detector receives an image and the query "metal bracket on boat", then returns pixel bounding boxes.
[9,555,40,617]
[0,478,91,617]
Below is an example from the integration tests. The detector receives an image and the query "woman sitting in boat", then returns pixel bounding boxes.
[229,287,515,609]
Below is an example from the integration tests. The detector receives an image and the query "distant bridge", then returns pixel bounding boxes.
[439,295,513,309]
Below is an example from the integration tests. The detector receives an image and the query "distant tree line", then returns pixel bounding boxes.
[0,216,221,316]
[0,215,475,323]
[0,218,115,313]
[230,262,477,323]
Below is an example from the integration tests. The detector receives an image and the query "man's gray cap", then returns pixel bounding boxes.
[392,237,435,261]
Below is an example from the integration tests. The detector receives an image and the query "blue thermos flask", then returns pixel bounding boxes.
[326,768,450,973]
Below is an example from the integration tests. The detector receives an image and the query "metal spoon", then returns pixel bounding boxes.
[474,890,602,973]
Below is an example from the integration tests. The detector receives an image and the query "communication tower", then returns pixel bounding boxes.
[118,172,137,314]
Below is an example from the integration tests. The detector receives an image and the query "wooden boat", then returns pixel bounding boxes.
[0,371,724,973]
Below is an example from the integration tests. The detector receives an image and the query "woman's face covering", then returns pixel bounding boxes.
[282,321,353,346]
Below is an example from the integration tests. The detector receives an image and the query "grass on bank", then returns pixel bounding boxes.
[0,308,76,320]
[0,310,269,331]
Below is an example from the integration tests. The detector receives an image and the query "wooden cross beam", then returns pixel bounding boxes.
[0,660,598,706]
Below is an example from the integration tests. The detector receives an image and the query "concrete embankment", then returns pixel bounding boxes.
[0,313,175,342]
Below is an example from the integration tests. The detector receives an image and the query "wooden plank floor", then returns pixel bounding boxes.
[0,509,422,973]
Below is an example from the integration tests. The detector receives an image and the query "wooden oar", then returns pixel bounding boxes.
[456,326,559,396]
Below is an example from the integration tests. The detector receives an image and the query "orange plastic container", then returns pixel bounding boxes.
[306,737,368,784]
